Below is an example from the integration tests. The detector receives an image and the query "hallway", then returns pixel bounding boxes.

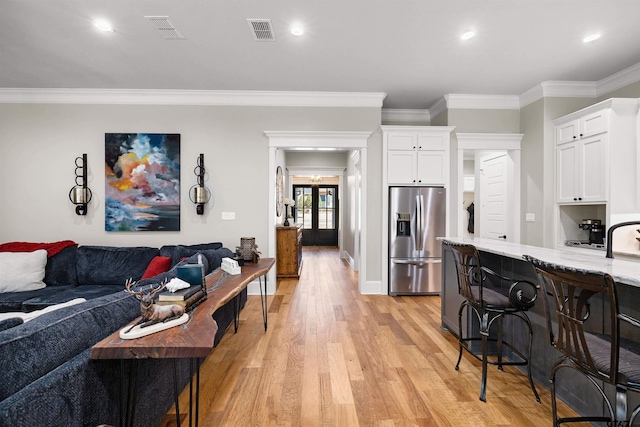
[162,247,577,426]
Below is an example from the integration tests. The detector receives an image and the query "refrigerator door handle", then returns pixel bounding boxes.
[416,194,424,251]
[414,195,419,250]
[392,259,441,266]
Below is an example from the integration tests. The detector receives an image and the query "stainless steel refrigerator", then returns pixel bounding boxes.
[389,186,446,295]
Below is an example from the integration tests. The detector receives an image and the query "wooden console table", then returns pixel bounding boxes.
[276,224,302,278]
[91,258,274,427]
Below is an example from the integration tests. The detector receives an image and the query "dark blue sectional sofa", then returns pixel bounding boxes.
[0,242,246,427]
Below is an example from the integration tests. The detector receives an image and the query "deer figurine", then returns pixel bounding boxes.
[124,278,185,322]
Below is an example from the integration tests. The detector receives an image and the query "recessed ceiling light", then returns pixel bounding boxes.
[94,19,115,33]
[583,33,601,43]
[291,26,304,36]
[460,31,475,40]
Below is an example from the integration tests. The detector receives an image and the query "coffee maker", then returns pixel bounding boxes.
[580,219,605,245]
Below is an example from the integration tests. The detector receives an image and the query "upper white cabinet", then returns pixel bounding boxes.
[553,98,639,210]
[556,134,607,203]
[556,109,609,145]
[383,127,453,185]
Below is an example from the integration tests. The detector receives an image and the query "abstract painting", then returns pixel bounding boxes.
[105,133,180,231]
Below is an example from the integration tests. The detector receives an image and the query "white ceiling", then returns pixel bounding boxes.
[2,0,640,110]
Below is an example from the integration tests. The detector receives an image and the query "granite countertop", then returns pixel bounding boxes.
[439,237,640,288]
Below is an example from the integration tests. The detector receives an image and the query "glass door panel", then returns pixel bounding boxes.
[293,184,338,246]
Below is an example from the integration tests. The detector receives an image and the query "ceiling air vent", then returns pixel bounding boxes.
[247,19,275,41]
[145,16,186,40]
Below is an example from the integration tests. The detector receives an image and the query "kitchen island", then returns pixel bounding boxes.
[440,237,640,419]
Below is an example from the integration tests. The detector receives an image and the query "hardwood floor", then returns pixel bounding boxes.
[160,247,578,426]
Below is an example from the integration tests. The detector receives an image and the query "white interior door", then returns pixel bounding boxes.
[480,153,509,241]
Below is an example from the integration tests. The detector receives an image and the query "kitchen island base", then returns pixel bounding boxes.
[440,238,640,421]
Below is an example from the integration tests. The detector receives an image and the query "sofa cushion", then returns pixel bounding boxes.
[201,247,234,274]
[44,245,78,287]
[0,241,78,287]
[0,286,74,313]
[171,252,209,271]
[0,347,90,425]
[141,256,172,279]
[0,250,47,293]
[185,242,224,251]
[160,246,233,275]
[76,246,159,286]
[0,290,138,402]
[0,317,23,332]
[159,243,223,266]
[0,298,86,323]
[20,285,124,312]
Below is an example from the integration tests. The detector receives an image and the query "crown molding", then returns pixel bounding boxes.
[520,61,640,107]
[520,81,597,108]
[0,88,387,108]
[597,61,640,97]
[539,81,597,98]
[429,97,448,120]
[552,97,640,125]
[264,131,372,148]
[519,85,545,108]
[381,108,430,124]
[437,59,640,111]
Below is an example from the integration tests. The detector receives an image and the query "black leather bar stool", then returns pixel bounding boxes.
[526,256,640,426]
[444,240,540,402]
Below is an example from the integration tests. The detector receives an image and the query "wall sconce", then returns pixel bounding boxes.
[189,153,211,215]
[308,175,323,184]
[68,154,92,216]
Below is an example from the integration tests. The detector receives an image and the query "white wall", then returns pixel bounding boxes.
[519,99,545,247]
[285,151,349,168]
[448,109,520,133]
[0,103,381,273]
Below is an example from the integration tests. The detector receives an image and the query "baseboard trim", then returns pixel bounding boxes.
[341,251,356,270]
[361,280,383,295]
[246,277,276,296]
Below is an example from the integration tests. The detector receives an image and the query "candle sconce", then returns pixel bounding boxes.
[283,198,291,226]
[189,153,211,215]
[68,154,92,216]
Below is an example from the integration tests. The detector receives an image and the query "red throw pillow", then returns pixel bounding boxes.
[141,256,172,279]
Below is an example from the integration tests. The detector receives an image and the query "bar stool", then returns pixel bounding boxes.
[526,256,640,426]
[444,241,540,402]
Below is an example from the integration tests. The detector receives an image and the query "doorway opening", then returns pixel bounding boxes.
[266,131,372,295]
[453,133,523,243]
[293,183,339,246]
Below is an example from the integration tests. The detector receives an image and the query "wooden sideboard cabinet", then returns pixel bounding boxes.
[276,225,302,278]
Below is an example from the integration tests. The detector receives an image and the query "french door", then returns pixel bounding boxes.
[293,185,338,246]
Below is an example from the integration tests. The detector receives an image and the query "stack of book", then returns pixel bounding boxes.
[156,263,207,311]
[156,284,205,309]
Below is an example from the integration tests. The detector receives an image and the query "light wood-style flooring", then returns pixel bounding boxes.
[161,247,578,426]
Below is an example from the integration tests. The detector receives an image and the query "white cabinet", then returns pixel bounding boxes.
[556,109,609,145]
[553,98,640,250]
[384,128,451,185]
[417,151,446,184]
[554,106,613,204]
[556,135,607,203]
[387,150,416,183]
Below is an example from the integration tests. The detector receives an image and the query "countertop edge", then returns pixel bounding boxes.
[438,237,640,287]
